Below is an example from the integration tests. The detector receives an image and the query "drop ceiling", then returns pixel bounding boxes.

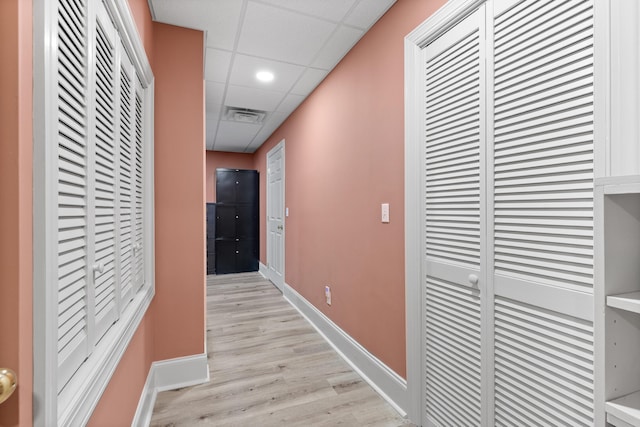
[148,0,397,153]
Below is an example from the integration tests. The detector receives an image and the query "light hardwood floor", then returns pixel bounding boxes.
[150,272,413,427]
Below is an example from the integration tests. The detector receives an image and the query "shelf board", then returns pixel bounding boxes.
[607,390,640,427]
[607,292,640,314]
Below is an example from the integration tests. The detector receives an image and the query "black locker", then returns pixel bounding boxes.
[206,203,216,275]
[214,169,259,274]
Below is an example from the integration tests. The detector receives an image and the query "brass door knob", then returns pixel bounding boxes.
[0,368,17,404]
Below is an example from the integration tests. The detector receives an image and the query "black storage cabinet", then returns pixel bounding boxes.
[215,169,259,274]
[206,203,216,274]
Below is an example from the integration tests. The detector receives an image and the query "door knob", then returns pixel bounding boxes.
[93,263,105,275]
[0,368,17,404]
[468,274,479,286]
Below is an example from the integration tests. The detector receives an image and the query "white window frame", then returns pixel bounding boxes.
[32,0,155,425]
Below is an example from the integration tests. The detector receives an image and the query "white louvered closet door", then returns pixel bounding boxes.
[491,0,595,425]
[423,7,486,426]
[57,0,90,392]
[133,82,145,291]
[118,46,135,308]
[93,3,118,342]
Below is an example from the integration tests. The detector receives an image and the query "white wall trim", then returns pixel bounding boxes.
[106,0,153,86]
[404,33,425,426]
[282,283,408,417]
[131,353,210,427]
[406,0,484,47]
[258,261,269,280]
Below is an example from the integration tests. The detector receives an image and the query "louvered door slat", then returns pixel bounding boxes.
[425,278,482,425]
[493,0,594,294]
[133,85,144,290]
[492,1,595,421]
[494,297,594,426]
[423,10,484,425]
[57,0,89,393]
[118,49,134,308]
[93,6,117,341]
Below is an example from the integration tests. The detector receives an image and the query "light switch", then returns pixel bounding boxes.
[285,207,289,217]
[381,203,390,223]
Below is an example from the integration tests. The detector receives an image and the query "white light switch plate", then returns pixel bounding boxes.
[381,203,390,223]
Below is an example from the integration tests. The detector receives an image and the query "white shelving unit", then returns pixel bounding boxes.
[608,292,640,314]
[596,175,640,427]
[607,391,640,427]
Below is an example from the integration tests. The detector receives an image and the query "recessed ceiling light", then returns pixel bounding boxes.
[256,70,274,83]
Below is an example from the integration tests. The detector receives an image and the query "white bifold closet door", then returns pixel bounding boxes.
[423,0,595,425]
[423,7,486,426]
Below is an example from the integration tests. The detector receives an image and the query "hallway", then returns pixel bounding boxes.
[150,273,411,426]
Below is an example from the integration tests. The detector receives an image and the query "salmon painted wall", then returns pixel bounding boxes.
[151,23,206,361]
[0,0,33,425]
[87,1,157,425]
[206,151,255,202]
[253,0,445,378]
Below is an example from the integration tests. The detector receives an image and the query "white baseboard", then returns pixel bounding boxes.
[258,262,269,280]
[282,283,408,417]
[131,353,209,427]
[259,262,284,292]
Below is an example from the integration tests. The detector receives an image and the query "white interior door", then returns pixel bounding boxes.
[423,8,487,426]
[267,140,285,291]
[420,1,596,425]
[490,1,595,425]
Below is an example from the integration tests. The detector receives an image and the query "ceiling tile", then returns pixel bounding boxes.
[214,120,262,151]
[246,112,289,151]
[151,0,243,50]
[311,25,364,70]
[277,94,306,115]
[344,0,395,29]
[257,0,358,22]
[206,111,220,150]
[291,68,328,95]
[260,111,288,136]
[229,54,305,93]
[215,145,247,153]
[225,84,286,112]
[237,2,336,66]
[205,49,232,83]
[206,81,226,112]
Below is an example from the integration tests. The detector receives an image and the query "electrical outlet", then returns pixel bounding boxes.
[325,285,331,305]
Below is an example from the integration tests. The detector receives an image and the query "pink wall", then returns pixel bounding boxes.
[151,23,206,361]
[87,316,154,426]
[253,0,445,378]
[206,151,255,202]
[0,0,33,425]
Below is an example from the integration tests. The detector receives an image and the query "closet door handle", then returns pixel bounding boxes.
[93,263,105,276]
[468,274,479,286]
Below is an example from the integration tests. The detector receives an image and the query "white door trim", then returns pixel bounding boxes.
[266,139,285,291]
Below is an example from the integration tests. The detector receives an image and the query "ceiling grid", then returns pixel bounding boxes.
[150,0,396,152]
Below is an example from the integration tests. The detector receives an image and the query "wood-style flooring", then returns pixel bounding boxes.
[150,272,413,427]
